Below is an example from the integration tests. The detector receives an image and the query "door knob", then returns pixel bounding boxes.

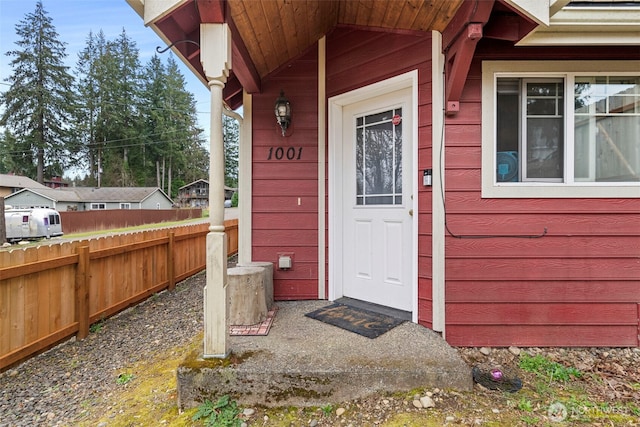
[409,209,413,216]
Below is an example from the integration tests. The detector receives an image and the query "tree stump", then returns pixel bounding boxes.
[227,266,268,325]
[236,261,274,310]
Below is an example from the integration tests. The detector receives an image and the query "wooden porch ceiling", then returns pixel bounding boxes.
[152,0,464,106]
[228,0,464,79]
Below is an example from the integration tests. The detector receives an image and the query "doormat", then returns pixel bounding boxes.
[305,303,405,339]
[229,307,278,336]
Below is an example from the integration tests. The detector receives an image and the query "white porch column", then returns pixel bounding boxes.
[201,23,232,358]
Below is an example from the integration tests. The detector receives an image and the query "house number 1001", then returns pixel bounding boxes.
[267,146,303,160]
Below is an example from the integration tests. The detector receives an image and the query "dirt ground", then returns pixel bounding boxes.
[75,342,640,427]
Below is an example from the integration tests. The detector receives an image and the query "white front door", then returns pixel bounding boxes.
[340,88,413,311]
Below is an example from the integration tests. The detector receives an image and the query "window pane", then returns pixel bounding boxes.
[527,99,558,116]
[496,78,520,182]
[574,77,640,182]
[526,117,563,179]
[394,109,403,196]
[575,116,640,182]
[355,108,403,205]
[525,80,564,180]
[527,82,563,97]
[356,127,363,195]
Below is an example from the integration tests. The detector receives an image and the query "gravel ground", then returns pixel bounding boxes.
[2,261,640,426]
[0,270,208,427]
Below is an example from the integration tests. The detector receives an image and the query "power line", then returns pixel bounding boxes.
[1,132,206,156]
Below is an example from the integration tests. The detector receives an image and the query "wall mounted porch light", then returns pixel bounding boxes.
[274,90,291,136]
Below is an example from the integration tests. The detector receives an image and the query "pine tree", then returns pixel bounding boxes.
[100,29,143,187]
[0,1,77,183]
[74,30,108,186]
[223,114,239,188]
[158,55,208,197]
[0,129,35,176]
[139,54,167,187]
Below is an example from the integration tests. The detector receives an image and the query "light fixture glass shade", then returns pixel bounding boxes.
[274,90,291,136]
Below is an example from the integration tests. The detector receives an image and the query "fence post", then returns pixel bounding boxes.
[168,231,175,291]
[75,245,90,340]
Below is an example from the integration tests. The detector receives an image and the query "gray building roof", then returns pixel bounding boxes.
[6,187,172,204]
[72,187,170,203]
[0,174,47,190]
[17,188,82,203]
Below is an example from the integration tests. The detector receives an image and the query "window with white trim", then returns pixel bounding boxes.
[482,61,640,198]
[120,203,131,209]
[90,203,106,210]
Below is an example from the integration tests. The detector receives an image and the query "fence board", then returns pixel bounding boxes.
[0,220,237,370]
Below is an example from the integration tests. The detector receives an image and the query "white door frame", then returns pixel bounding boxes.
[328,70,419,322]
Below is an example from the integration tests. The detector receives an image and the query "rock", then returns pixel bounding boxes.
[309,420,318,427]
[479,347,492,356]
[445,416,455,422]
[412,399,422,408]
[243,408,255,417]
[508,346,521,356]
[336,407,346,416]
[419,396,435,408]
[492,408,500,414]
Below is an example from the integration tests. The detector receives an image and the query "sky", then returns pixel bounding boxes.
[0,0,212,161]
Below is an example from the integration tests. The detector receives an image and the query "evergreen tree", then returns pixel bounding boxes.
[139,54,167,187]
[74,30,108,186]
[139,55,208,197]
[100,29,143,187]
[0,1,77,183]
[223,114,239,188]
[162,56,208,197]
[0,129,35,176]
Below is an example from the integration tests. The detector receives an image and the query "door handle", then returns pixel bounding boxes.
[409,209,413,216]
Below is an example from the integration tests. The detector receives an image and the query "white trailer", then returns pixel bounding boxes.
[4,208,63,242]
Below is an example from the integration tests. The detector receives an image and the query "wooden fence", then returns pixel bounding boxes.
[59,208,203,234]
[0,219,238,370]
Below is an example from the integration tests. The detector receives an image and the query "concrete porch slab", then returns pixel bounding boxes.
[177,300,472,409]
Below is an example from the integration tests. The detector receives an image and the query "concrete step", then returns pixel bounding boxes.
[177,300,472,409]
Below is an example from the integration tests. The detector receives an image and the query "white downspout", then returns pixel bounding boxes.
[432,31,446,335]
[237,92,252,265]
[317,37,326,299]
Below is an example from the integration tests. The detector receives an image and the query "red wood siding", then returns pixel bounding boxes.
[444,42,640,347]
[326,29,435,325]
[252,47,319,300]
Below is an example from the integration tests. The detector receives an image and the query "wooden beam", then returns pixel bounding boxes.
[228,14,261,94]
[442,0,494,115]
[445,23,483,114]
[223,73,244,107]
[197,0,225,23]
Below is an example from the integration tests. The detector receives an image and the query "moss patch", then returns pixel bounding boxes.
[76,334,204,426]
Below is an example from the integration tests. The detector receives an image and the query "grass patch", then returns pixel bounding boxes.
[519,352,582,383]
[76,333,204,427]
[65,217,206,239]
[116,372,134,385]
